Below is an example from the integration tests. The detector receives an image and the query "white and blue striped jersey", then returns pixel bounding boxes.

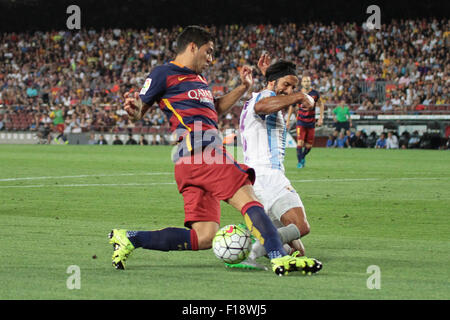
[239,89,287,173]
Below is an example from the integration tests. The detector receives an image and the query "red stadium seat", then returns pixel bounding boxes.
[132,126,142,134]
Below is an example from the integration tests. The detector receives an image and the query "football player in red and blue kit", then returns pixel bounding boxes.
[287,76,324,168]
[108,26,322,275]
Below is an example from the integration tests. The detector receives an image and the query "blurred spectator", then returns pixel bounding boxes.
[36,123,52,144]
[366,131,378,148]
[375,133,387,149]
[350,130,367,148]
[386,131,399,149]
[87,133,97,145]
[408,131,421,148]
[336,131,350,148]
[97,134,108,145]
[112,135,124,145]
[139,134,149,145]
[391,94,401,108]
[381,100,393,112]
[399,131,410,149]
[345,129,354,145]
[326,134,336,148]
[125,134,137,145]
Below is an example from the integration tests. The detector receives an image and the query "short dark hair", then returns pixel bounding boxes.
[175,25,213,54]
[265,60,297,82]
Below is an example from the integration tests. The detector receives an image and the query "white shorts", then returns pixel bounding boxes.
[252,168,304,223]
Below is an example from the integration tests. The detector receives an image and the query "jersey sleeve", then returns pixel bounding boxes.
[314,90,320,101]
[138,66,167,106]
[255,89,276,103]
[251,89,277,120]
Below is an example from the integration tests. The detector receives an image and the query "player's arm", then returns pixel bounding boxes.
[255,92,314,115]
[316,97,324,127]
[124,92,153,122]
[286,104,296,128]
[125,68,166,122]
[215,65,253,117]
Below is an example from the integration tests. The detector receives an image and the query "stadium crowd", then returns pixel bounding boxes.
[325,129,449,150]
[0,19,448,146]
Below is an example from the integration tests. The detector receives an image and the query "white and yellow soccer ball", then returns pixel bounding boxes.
[212,224,252,264]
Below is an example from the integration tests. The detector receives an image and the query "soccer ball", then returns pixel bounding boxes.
[212,224,252,264]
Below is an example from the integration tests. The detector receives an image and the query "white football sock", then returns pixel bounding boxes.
[247,224,300,260]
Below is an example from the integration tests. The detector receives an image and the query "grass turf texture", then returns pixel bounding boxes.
[0,145,449,300]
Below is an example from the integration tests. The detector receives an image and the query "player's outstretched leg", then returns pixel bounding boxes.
[108,227,199,269]
[108,229,135,270]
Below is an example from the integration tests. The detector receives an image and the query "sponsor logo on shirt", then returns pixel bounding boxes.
[187,89,214,105]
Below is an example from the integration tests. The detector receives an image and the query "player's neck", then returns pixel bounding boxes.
[266,83,275,92]
[172,55,195,72]
[301,87,310,93]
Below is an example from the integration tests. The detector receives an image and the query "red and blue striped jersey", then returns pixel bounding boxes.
[139,61,220,159]
[296,89,320,128]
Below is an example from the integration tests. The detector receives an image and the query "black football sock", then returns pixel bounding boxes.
[303,147,311,158]
[240,201,287,259]
[296,146,304,163]
[126,228,199,251]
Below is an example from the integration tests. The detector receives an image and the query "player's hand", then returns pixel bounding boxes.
[124,91,143,122]
[239,65,253,89]
[300,93,315,110]
[317,118,323,127]
[257,53,271,76]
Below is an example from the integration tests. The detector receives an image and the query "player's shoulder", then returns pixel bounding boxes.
[255,89,276,102]
[148,63,174,76]
[309,88,320,97]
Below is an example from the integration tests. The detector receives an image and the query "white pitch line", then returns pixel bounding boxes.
[291,177,449,183]
[0,176,447,189]
[0,172,172,182]
[0,182,176,189]
[2,173,446,184]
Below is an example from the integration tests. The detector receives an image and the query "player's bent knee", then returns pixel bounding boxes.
[289,219,310,237]
[281,209,310,237]
[197,235,214,250]
[193,230,215,250]
[191,221,219,250]
[299,222,310,237]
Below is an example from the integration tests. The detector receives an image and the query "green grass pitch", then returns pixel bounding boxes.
[0,144,449,300]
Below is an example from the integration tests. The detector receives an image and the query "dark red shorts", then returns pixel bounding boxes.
[174,147,255,227]
[56,123,65,133]
[297,125,315,146]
